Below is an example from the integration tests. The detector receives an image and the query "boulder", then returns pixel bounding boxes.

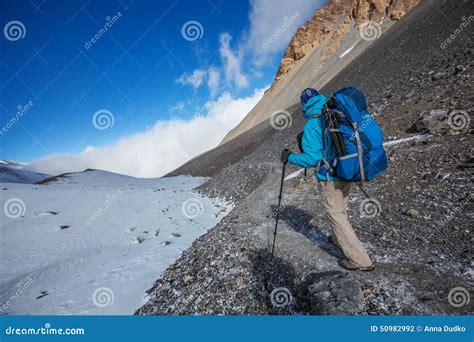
[407,109,471,135]
[303,271,364,314]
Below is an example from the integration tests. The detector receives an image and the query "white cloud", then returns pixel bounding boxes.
[176,33,248,95]
[176,69,206,88]
[219,33,249,89]
[169,101,185,112]
[27,87,267,178]
[207,67,220,96]
[245,0,325,66]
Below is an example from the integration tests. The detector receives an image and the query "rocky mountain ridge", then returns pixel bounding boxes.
[275,0,420,82]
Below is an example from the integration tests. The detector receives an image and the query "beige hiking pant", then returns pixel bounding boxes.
[319,180,373,267]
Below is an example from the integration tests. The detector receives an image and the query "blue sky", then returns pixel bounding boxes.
[0,0,325,177]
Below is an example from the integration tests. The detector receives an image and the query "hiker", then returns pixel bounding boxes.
[280,88,375,271]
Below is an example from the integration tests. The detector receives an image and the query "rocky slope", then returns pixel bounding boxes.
[276,0,420,81]
[221,0,421,144]
[138,0,473,315]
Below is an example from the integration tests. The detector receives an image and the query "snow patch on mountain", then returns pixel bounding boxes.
[0,170,232,315]
[339,44,356,59]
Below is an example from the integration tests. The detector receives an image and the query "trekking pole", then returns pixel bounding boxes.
[270,161,287,259]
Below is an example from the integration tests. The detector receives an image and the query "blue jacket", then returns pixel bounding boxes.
[288,95,338,181]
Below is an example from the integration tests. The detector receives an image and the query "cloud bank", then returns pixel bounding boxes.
[27,87,266,178]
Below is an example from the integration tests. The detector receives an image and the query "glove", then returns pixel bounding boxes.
[280,149,291,164]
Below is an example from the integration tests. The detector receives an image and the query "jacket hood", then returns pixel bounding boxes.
[303,94,327,119]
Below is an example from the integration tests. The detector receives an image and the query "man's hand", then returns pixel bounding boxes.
[280,149,291,164]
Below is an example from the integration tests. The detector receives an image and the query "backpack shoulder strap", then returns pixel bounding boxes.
[307,113,321,120]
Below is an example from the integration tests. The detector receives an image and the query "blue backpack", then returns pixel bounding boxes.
[317,87,387,182]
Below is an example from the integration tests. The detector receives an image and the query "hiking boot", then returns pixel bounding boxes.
[341,260,375,272]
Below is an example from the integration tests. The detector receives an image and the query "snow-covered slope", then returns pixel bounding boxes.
[0,160,49,184]
[0,170,231,315]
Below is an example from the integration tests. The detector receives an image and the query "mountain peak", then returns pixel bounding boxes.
[273,0,420,83]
